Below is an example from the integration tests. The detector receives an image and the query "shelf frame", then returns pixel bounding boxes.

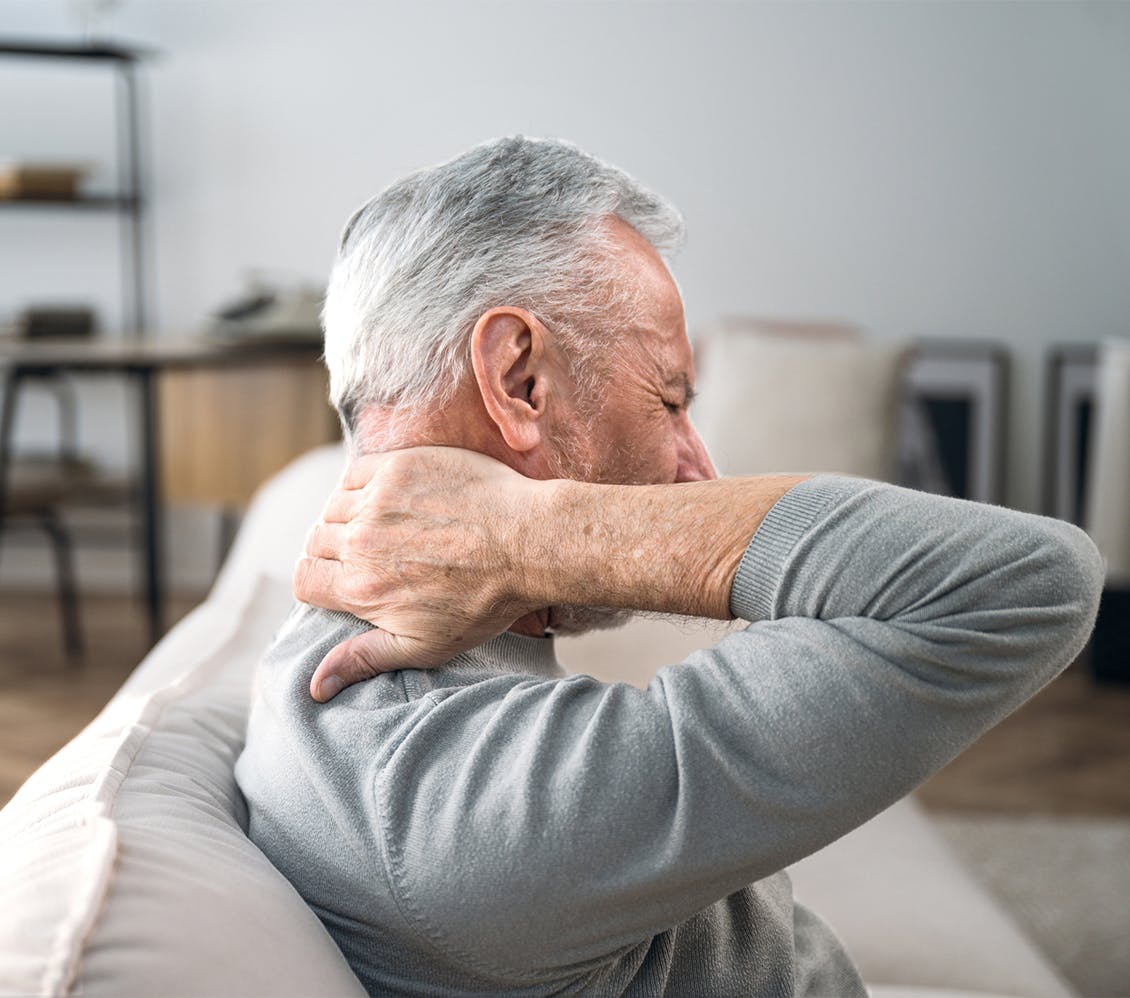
[0,39,153,63]
[0,36,152,338]
[0,194,142,211]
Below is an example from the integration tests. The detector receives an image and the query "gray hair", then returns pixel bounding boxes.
[322,136,684,437]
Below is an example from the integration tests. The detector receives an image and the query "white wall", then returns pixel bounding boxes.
[2,0,1128,589]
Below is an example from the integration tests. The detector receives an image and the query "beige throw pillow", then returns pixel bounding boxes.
[692,324,907,481]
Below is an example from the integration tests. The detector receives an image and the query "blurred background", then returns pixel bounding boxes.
[0,2,1127,994]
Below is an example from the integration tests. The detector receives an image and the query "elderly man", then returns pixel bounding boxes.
[235,137,1102,997]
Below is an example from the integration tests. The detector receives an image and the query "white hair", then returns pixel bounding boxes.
[322,136,684,439]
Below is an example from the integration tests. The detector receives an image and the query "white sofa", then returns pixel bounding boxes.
[0,445,1073,997]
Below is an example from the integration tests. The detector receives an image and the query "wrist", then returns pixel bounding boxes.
[500,475,574,615]
[523,477,710,616]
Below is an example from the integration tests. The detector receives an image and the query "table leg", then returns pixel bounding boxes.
[138,369,164,644]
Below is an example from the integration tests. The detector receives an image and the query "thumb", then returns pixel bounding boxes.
[309,629,411,702]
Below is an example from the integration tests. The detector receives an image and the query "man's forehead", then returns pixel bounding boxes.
[603,214,693,378]
[624,330,695,389]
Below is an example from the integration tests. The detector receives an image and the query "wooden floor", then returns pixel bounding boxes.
[917,657,1130,817]
[1,591,1128,815]
[0,591,199,806]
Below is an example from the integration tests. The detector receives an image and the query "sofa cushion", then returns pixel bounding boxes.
[788,798,1073,998]
[0,577,365,997]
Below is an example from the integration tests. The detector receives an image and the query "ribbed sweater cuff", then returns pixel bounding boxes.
[729,475,873,621]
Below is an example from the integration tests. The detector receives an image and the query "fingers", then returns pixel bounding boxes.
[309,632,382,701]
[334,446,463,495]
[309,629,417,701]
[321,449,404,523]
[340,452,394,490]
[319,486,366,524]
[303,521,348,561]
[293,554,348,606]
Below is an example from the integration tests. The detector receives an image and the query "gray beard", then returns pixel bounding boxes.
[546,604,634,637]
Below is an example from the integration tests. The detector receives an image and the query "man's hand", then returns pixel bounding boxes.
[296,447,545,701]
[298,447,808,702]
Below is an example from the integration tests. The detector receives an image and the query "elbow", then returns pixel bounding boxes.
[1035,519,1106,664]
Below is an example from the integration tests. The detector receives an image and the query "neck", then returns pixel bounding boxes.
[349,403,451,455]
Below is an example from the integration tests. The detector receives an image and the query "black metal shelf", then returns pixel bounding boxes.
[0,194,142,212]
[0,38,159,647]
[0,39,153,63]
[1,37,150,338]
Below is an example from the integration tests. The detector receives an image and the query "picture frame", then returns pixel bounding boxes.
[895,340,1010,506]
[1043,344,1099,524]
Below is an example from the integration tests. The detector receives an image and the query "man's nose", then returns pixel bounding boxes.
[676,425,717,482]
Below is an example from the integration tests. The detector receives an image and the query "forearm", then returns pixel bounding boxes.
[522,474,810,619]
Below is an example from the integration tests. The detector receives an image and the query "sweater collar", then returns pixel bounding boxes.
[453,630,565,679]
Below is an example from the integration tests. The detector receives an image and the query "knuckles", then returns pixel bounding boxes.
[376,449,422,490]
[344,521,382,567]
[342,567,379,609]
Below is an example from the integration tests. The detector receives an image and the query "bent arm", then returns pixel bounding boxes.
[381,476,1105,976]
[297,448,807,697]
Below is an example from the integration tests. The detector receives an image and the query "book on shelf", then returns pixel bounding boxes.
[0,161,90,200]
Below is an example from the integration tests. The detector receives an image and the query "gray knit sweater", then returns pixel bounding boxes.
[235,475,1103,996]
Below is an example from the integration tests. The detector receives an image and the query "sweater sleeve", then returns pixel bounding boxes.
[373,477,1104,981]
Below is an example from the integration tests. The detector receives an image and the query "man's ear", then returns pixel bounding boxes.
[470,307,555,453]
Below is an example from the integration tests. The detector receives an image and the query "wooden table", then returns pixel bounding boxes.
[0,336,339,644]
